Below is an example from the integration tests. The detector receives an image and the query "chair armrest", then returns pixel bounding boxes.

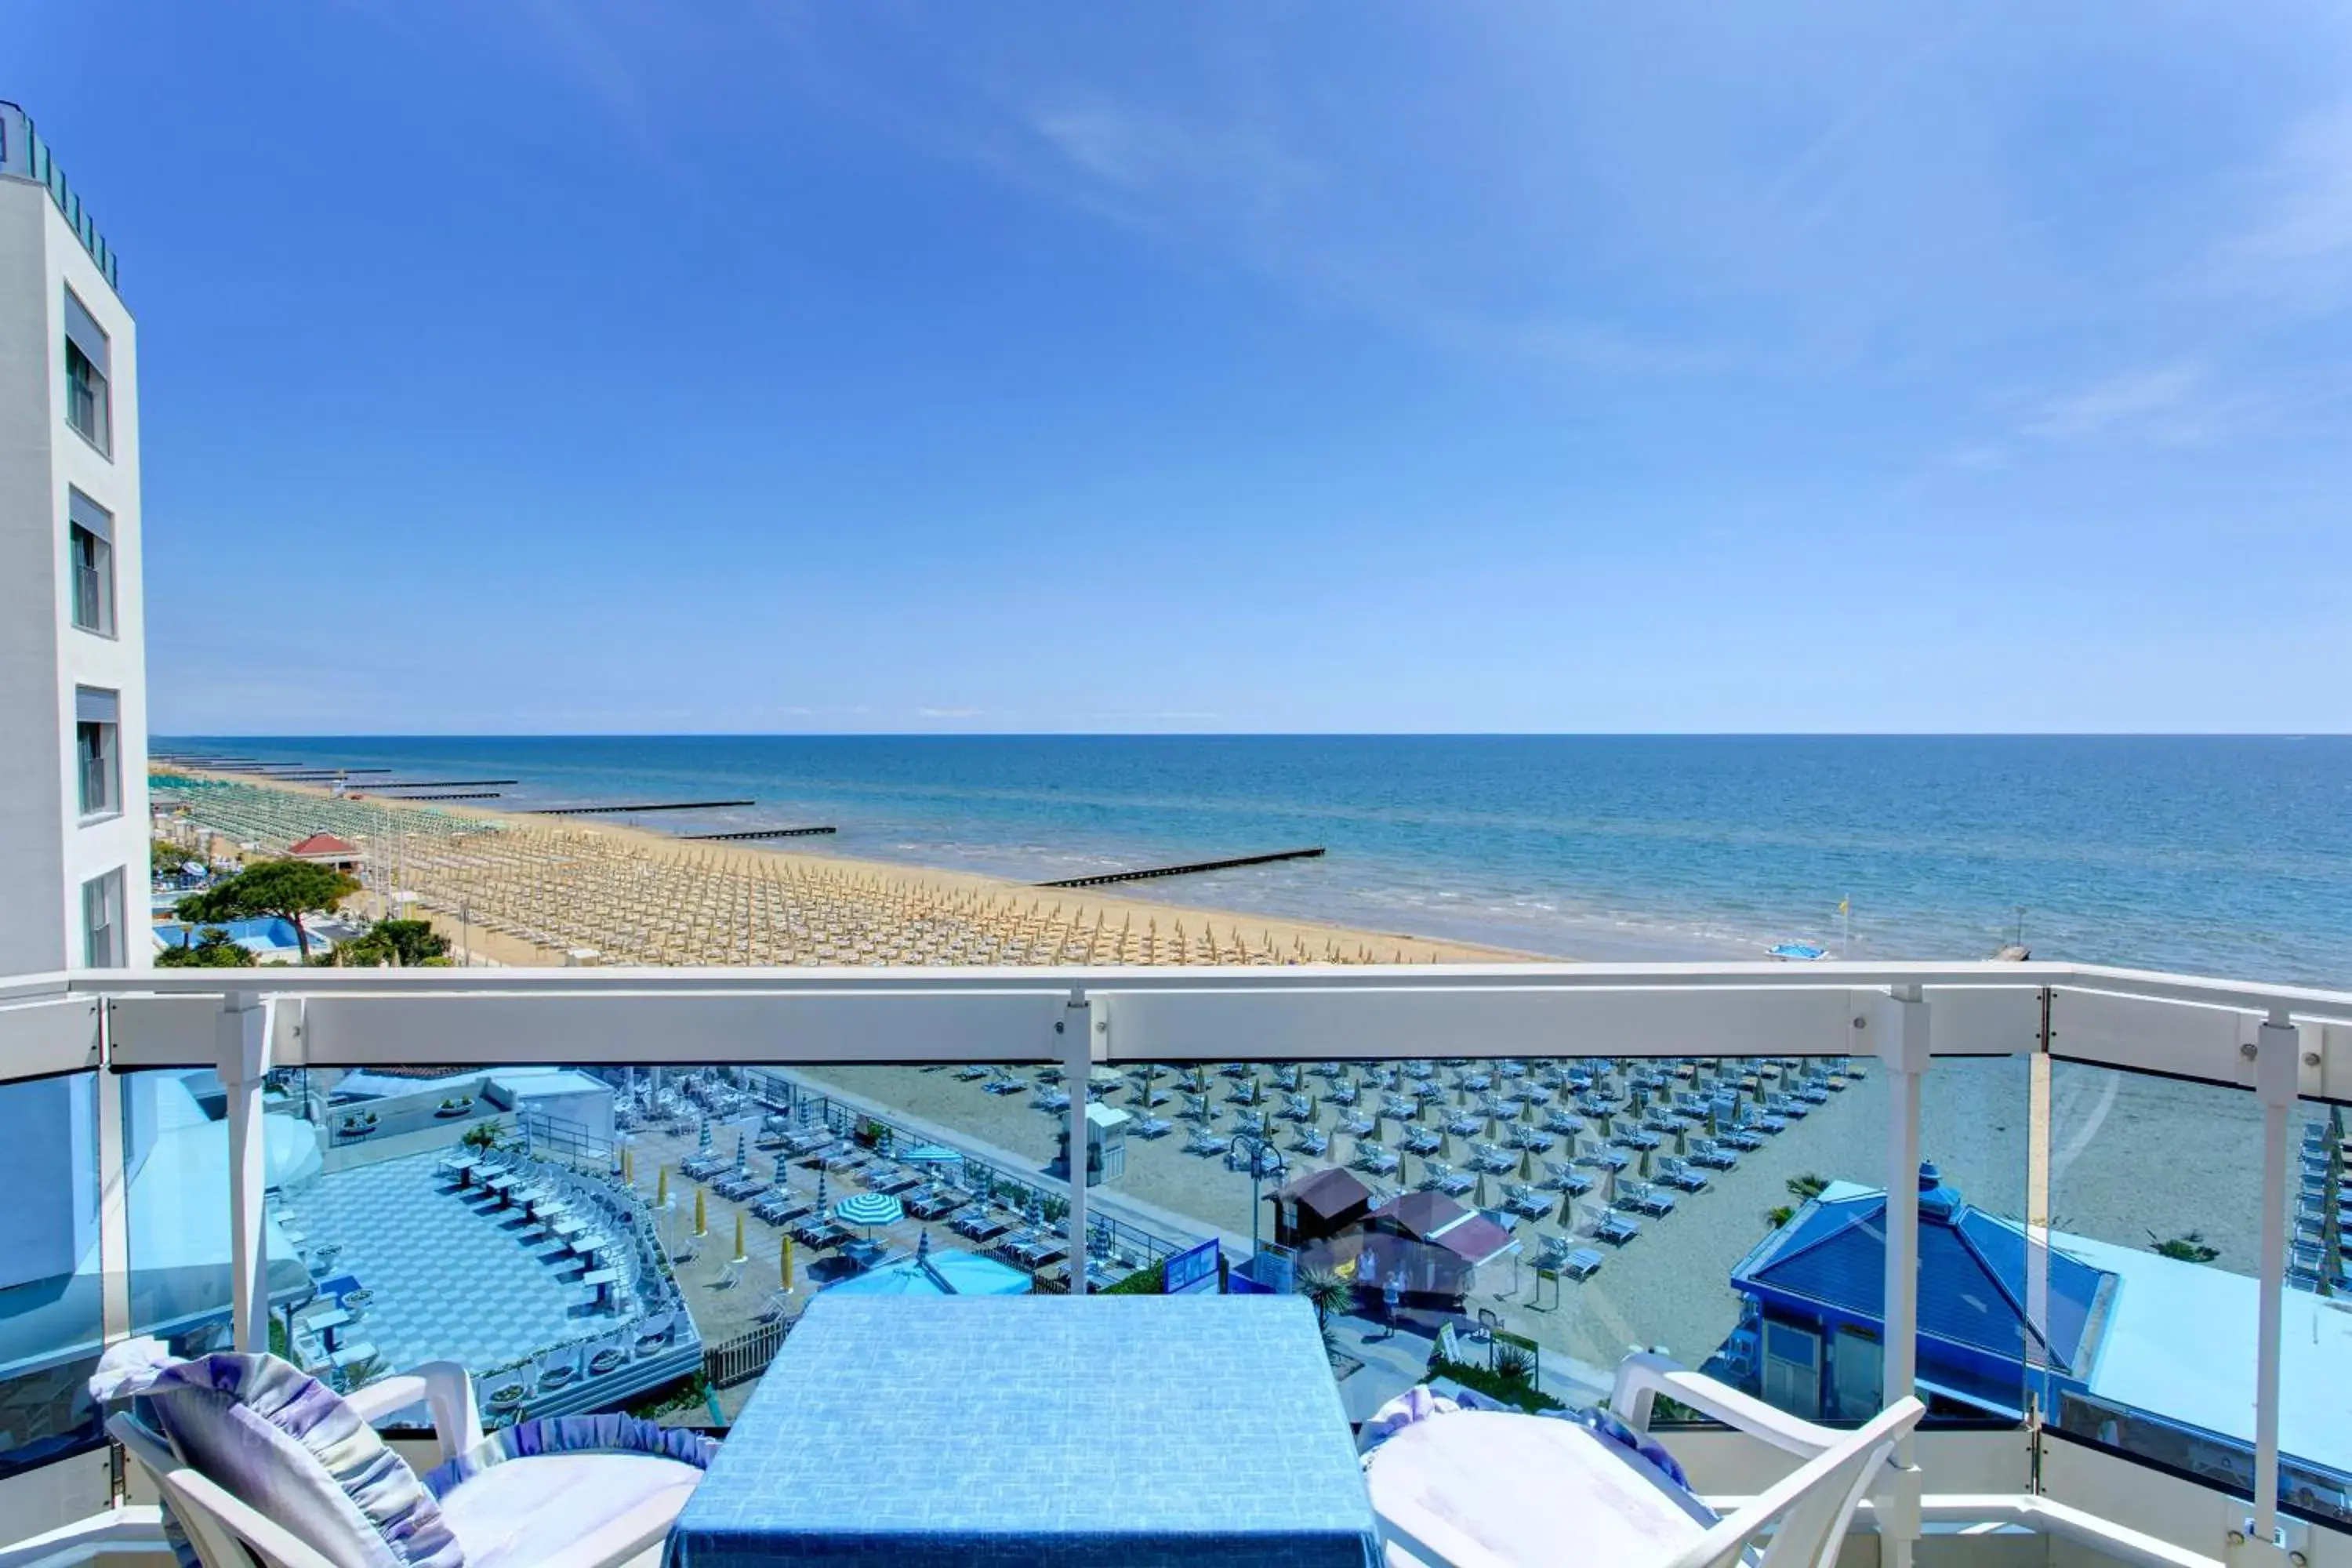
[343,1360,483,1464]
[1608,1352,1839,1459]
[1374,1493,1518,1568]
[532,1488,696,1568]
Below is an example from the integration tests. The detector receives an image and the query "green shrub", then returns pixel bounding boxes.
[1102,1261,1163,1294]
[1424,1355,1566,1413]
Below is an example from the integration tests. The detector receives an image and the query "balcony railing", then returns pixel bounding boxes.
[2,959,2347,1566]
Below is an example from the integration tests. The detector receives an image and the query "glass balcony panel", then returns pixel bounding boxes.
[2034,1064,2343,1523]
[268,1061,1055,1432]
[2280,1094,2349,1528]
[119,1069,310,1355]
[0,1073,104,1479]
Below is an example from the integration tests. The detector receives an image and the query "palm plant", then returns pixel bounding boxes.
[1294,1265,1352,1328]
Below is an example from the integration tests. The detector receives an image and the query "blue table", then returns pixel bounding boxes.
[666,1294,1380,1568]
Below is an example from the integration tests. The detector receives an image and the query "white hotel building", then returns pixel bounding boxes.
[0,100,144,979]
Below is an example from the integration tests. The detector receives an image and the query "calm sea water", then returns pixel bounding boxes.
[161,736,2352,985]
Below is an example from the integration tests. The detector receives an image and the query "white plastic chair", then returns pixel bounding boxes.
[107,1357,697,1568]
[1370,1354,1923,1568]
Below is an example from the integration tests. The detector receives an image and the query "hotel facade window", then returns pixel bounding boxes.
[80,868,124,967]
[74,685,119,818]
[63,286,111,454]
[67,488,114,635]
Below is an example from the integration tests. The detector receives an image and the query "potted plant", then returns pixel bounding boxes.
[435,1095,476,1119]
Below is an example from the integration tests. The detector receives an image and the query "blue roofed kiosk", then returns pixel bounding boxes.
[1718,1161,2352,1517]
[1722,1162,2117,1423]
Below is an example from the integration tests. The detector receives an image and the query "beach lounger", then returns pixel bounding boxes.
[1290,1127,1330,1156]
[1541,1110,1587,1137]
[1535,1234,1574,1272]
[1655,1157,1709,1192]
[1400,1126,1443,1155]
[984,1073,1029,1096]
[1588,1208,1641,1245]
[954,1063,992,1080]
[1183,1128,1233,1157]
[1281,1094,1318,1122]
[1355,1142,1402,1176]
[1327,1082,1361,1106]
[1687,1138,1739,1170]
[1608,1125,1663,1152]
[1574,1142,1631,1172]
[1506,1127,1555,1153]
[1503,1184,1553,1219]
[752,1194,813,1225]
[1540,1159,1592,1194]
[1132,1114,1175,1139]
[1338,1112,1376,1137]
[1613,1182,1677,1218]
[1468,1142,1518,1174]
[1563,1246,1605,1279]
[1035,1087,1072,1112]
[864,1167,922,1196]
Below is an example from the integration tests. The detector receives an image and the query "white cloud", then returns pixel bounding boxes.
[2020,364,2204,441]
[2205,103,2352,312]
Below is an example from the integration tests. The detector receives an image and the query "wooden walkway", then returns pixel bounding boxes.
[1037,847,1325,889]
[678,826,838,841]
[528,798,757,816]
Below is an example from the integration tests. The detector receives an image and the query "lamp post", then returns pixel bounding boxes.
[1232,1130,1288,1267]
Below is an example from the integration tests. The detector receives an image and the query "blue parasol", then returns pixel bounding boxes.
[834,1192,906,1233]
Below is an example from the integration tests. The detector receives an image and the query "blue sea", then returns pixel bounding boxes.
[158,736,2352,986]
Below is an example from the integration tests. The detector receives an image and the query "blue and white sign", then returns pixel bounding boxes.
[1163,1239,1221,1295]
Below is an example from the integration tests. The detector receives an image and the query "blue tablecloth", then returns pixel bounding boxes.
[666,1294,1381,1568]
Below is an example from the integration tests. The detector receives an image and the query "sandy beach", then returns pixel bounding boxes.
[153,768,1537,967]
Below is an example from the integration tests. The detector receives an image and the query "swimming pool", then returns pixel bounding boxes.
[154,916,303,952]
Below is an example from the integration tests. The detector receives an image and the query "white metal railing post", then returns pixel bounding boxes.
[2242,1009,2299,1559]
[95,994,132,1348]
[1062,988,1093,1294]
[1880,984,1929,1568]
[217,992,275,1352]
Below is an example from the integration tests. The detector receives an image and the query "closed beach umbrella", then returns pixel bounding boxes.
[693,1185,707,1237]
[656,1166,670,1209]
[1472,1174,1488,1210]
[1518,1149,1534,1181]
[781,1237,795,1291]
[698,1118,712,1152]
[734,1211,748,1264]
[835,1191,906,1236]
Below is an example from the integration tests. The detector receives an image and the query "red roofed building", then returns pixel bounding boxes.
[1366,1189,1522,1269]
[285,833,361,872]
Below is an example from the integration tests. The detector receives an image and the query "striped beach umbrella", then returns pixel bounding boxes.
[835,1192,906,1235]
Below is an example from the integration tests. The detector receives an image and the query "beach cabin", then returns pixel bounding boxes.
[1056,1102,1129,1186]
[1269,1166,1374,1249]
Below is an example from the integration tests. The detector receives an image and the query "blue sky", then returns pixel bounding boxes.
[15,3,2352,733]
